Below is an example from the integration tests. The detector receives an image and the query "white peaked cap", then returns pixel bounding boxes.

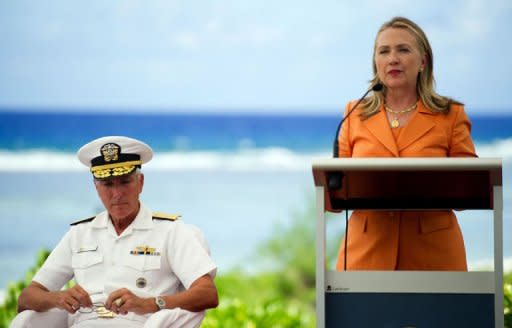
[77,136,153,179]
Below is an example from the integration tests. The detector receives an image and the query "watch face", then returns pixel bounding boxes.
[156,297,166,309]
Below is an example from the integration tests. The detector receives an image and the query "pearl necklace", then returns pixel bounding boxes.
[384,102,417,128]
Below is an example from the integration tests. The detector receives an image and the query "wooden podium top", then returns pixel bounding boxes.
[312,158,502,211]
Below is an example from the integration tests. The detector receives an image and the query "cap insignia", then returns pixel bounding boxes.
[101,143,120,162]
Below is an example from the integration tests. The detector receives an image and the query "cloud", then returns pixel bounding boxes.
[0,0,511,110]
[198,20,286,48]
[427,0,512,45]
[171,31,200,50]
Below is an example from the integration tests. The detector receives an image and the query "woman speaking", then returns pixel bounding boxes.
[335,17,477,271]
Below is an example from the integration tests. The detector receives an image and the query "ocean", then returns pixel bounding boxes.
[0,110,511,290]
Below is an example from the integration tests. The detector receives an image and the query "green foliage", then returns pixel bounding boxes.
[256,205,317,306]
[201,203,318,327]
[505,271,512,285]
[0,249,50,328]
[213,271,284,304]
[202,297,314,328]
[1,205,511,327]
[203,271,315,327]
[505,272,512,327]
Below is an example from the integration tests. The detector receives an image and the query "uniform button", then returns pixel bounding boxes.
[136,277,147,288]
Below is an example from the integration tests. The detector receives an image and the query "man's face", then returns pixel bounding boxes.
[94,172,144,222]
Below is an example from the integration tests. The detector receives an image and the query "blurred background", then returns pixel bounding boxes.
[1,1,511,326]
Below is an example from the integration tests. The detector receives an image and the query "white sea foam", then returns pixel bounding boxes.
[0,150,83,172]
[149,148,321,171]
[0,137,511,172]
[0,148,325,172]
[475,138,512,159]
[469,256,512,273]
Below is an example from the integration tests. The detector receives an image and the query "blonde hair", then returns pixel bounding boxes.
[360,16,459,119]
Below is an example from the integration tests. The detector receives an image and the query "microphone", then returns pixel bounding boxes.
[332,83,383,158]
[329,83,383,190]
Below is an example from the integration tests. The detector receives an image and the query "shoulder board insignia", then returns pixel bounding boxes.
[152,212,181,221]
[70,216,95,226]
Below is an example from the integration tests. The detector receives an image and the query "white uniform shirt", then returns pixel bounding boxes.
[33,202,216,325]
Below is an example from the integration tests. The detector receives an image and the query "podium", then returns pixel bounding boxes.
[312,158,503,327]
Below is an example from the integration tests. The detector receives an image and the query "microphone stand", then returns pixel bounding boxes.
[329,83,383,271]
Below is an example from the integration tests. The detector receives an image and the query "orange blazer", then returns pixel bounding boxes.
[336,100,477,271]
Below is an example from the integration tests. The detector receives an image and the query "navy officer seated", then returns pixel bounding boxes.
[16,136,218,328]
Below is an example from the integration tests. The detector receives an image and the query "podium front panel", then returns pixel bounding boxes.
[328,170,492,210]
[326,292,494,327]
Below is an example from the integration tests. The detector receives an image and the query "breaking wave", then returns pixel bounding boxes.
[0,138,510,172]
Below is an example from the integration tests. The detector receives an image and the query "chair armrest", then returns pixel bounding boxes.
[9,308,68,328]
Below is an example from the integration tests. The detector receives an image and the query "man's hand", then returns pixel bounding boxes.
[105,288,157,315]
[104,274,218,316]
[52,284,93,314]
[18,281,93,314]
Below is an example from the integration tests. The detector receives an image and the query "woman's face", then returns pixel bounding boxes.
[374,27,425,92]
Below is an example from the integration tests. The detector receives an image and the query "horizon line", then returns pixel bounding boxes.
[0,105,511,117]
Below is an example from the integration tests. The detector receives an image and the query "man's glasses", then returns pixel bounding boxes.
[78,303,115,318]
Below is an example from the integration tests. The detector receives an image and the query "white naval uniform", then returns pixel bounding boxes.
[32,202,217,327]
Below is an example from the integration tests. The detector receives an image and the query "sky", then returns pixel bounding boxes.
[0,0,511,114]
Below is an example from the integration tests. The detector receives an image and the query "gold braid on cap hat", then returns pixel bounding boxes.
[90,142,143,179]
[90,160,143,173]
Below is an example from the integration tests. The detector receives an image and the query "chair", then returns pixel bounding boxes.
[10,308,205,328]
[10,308,68,328]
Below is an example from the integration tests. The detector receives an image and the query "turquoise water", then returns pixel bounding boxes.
[0,111,511,288]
